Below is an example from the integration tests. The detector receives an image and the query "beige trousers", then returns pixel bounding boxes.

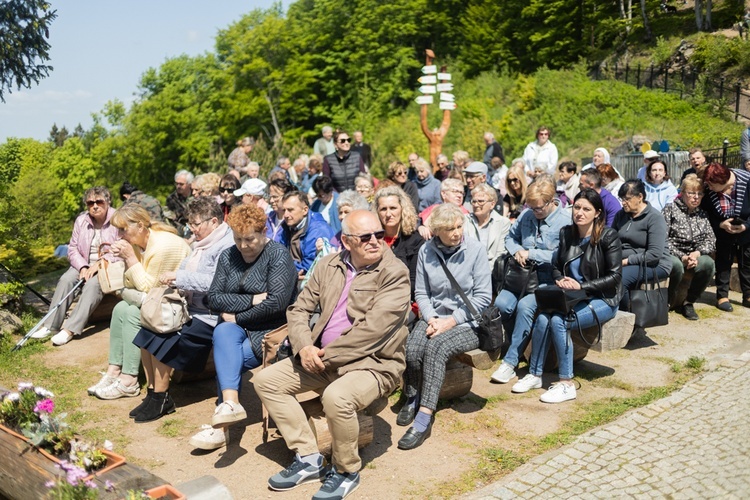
[253,358,381,473]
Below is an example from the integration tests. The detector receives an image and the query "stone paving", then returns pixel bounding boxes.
[466,350,750,499]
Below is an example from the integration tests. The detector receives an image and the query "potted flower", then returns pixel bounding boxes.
[0,382,125,476]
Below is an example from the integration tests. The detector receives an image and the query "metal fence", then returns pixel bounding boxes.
[591,63,750,122]
[583,142,744,181]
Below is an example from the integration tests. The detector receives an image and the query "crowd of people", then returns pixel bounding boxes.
[31,125,748,499]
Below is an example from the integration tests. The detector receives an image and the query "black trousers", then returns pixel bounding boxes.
[714,238,750,300]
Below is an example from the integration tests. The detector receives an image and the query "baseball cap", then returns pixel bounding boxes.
[234,178,267,197]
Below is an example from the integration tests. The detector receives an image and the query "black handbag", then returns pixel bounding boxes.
[495,253,539,297]
[534,285,602,347]
[629,261,668,328]
[436,258,504,352]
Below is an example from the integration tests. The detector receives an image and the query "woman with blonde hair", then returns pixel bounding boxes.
[374,186,425,300]
[503,162,528,220]
[192,173,223,204]
[387,161,420,210]
[90,205,190,400]
[490,180,570,386]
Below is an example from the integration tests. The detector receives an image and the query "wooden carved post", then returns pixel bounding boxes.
[419,50,452,172]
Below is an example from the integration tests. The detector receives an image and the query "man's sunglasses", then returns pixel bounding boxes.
[86,199,106,207]
[344,230,385,243]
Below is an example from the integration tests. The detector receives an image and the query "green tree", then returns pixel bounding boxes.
[0,0,57,101]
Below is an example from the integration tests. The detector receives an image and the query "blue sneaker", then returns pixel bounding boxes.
[312,470,360,500]
[268,454,328,491]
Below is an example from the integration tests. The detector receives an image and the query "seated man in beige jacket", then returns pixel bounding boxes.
[254,210,410,500]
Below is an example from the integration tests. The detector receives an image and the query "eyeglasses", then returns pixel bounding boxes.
[538,132,550,137]
[219,187,234,193]
[508,178,520,183]
[269,194,282,201]
[683,191,704,198]
[471,199,491,206]
[188,218,212,230]
[446,189,464,195]
[86,199,106,207]
[530,200,551,213]
[395,170,407,176]
[344,230,385,243]
[338,138,351,144]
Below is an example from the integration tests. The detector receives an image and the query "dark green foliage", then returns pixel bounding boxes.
[0,0,57,101]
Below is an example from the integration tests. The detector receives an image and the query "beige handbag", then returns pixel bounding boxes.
[97,243,125,294]
[140,286,190,334]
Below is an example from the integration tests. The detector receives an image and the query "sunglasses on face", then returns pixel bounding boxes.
[86,199,106,207]
[344,230,385,243]
[338,138,351,143]
[219,187,234,193]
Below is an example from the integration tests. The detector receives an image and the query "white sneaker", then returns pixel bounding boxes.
[189,424,229,450]
[51,330,74,346]
[211,401,247,428]
[511,374,543,393]
[88,373,117,396]
[95,379,141,400]
[490,361,516,384]
[30,326,55,339]
[540,382,577,403]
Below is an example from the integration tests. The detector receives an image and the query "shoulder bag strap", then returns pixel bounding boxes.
[436,255,481,323]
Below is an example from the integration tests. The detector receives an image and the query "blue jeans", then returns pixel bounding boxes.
[529,298,618,379]
[212,322,261,393]
[494,290,537,367]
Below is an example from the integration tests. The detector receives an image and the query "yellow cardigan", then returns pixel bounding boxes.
[124,229,191,292]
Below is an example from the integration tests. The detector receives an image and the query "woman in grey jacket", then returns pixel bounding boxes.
[132,197,235,423]
[612,179,673,310]
[397,203,492,451]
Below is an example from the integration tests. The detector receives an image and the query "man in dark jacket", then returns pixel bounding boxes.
[322,130,365,193]
[483,132,505,168]
[351,131,372,169]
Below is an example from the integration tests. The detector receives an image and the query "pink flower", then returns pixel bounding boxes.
[33,398,54,414]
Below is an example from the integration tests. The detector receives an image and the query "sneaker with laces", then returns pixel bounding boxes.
[490,361,516,384]
[51,330,74,346]
[189,424,229,450]
[268,454,328,491]
[30,326,55,339]
[540,382,577,403]
[681,303,699,321]
[211,401,247,428]
[87,374,117,396]
[511,374,542,393]
[95,379,140,400]
[312,470,360,500]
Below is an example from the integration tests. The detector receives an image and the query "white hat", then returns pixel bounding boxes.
[234,178,267,197]
[643,150,659,160]
[464,161,489,176]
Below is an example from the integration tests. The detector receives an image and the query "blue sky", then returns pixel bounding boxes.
[0,0,279,143]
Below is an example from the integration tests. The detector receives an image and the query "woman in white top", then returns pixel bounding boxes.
[523,126,558,178]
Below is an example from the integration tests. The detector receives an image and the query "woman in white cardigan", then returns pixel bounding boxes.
[464,183,511,272]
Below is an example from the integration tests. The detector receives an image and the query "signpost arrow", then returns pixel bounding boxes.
[421,65,437,74]
[418,85,437,94]
[418,75,437,84]
[436,83,454,92]
[415,95,434,105]
[439,101,457,110]
[440,93,455,102]
[437,72,451,81]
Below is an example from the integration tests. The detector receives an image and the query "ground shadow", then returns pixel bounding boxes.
[573,359,616,381]
[623,328,659,350]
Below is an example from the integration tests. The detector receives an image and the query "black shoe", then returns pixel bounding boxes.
[717,301,733,312]
[397,419,433,450]
[129,388,154,418]
[681,303,699,321]
[742,299,750,309]
[134,391,176,423]
[396,403,416,427]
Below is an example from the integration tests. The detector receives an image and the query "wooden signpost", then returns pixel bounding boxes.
[416,49,456,171]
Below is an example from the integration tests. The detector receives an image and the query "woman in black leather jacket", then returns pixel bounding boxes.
[510,189,623,404]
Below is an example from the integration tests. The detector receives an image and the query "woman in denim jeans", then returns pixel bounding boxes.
[513,189,623,403]
[490,179,571,386]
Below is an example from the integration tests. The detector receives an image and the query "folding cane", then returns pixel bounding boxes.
[12,279,84,351]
